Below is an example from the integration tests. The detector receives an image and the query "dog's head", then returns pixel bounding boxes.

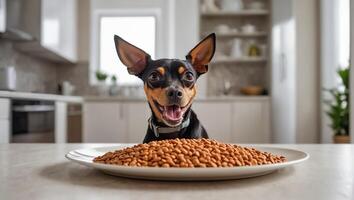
[114,33,215,127]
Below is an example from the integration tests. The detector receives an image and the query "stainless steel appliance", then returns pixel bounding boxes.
[0,66,16,91]
[11,100,55,143]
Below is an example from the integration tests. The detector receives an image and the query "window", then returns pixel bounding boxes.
[94,14,156,85]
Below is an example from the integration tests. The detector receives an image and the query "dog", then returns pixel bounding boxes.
[114,33,216,143]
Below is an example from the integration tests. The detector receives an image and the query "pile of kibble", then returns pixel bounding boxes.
[93,138,286,168]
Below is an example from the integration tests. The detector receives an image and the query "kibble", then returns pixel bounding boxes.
[93,138,286,168]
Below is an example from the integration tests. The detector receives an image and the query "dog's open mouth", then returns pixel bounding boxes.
[153,100,190,126]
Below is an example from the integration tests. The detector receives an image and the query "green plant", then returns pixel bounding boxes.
[324,67,350,136]
[95,70,108,82]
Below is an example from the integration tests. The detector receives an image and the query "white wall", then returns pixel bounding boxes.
[173,0,199,59]
[294,0,320,143]
[173,0,207,97]
[77,0,90,62]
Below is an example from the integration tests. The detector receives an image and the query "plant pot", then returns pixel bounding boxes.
[109,84,121,96]
[333,135,350,144]
[96,82,109,96]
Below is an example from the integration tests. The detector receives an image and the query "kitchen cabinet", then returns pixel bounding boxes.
[0,98,10,143]
[83,99,271,143]
[55,102,67,143]
[231,101,271,143]
[193,101,271,143]
[67,103,82,143]
[126,103,150,143]
[83,102,127,143]
[192,102,232,142]
[83,102,151,143]
[41,0,77,62]
[10,0,77,63]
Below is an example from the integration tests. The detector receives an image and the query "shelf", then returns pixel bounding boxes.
[204,32,268,38]
[211,57,267,64]
[202,10,269,17]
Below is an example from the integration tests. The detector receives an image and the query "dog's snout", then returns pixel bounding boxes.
[166,87,183,101]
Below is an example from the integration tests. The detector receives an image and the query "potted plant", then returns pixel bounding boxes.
[95,70,109,96]
[109,75,121,96]
[324,67,350,143]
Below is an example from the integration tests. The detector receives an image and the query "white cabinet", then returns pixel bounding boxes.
[83,99,271,143]
[83,102,151,143]
[13,0,77,63]
[41,0,77,62]
[193,100,271,143]
[83,102,127,143]
[0,98,10,144]
[192,102,232,142]
[231,101,271,143]
[126,103,151,143]
[55,102,67,143]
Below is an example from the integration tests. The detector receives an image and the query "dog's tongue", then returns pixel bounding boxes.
[164,105,182,121]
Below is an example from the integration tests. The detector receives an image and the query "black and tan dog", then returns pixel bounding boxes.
[114,33,216,143]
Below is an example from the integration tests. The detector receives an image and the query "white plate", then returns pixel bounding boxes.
[65,145,309,181]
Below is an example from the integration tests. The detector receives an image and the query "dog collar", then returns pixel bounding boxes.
[148,117,190,138]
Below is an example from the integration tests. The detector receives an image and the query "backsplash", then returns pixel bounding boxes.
[0,40,267,96]
[0,40,58,93]
[56,62,98,96]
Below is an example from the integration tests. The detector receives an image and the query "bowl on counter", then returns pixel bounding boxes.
[240,86,264,96]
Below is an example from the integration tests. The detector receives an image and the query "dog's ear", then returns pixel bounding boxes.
[114,35,151,76]
[186,33,215,75]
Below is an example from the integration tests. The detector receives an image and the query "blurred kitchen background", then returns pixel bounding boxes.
[0,0,352,144]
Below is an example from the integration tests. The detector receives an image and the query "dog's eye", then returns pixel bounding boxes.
[182,72,194,82]
[148,72,161,82]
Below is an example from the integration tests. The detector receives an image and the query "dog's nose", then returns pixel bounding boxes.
[166,87,183,100]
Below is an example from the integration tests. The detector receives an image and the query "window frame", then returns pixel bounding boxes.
[89,8,162,85]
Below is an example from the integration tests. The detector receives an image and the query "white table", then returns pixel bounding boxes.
[1,144,353,200]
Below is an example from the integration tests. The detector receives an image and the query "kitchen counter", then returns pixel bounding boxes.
[1,144,353,200]
[0,91,83,103]
[84,95,270,102]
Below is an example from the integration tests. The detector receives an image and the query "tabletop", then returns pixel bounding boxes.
[1,144,353,200]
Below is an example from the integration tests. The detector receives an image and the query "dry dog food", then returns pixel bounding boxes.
[93,138,286,168]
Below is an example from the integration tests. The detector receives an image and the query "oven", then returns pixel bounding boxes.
[11,99,55,143]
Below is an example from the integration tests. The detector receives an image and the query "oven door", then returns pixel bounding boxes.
[12,100,55,143]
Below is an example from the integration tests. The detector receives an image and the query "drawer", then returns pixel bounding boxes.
[0,98,10,119]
